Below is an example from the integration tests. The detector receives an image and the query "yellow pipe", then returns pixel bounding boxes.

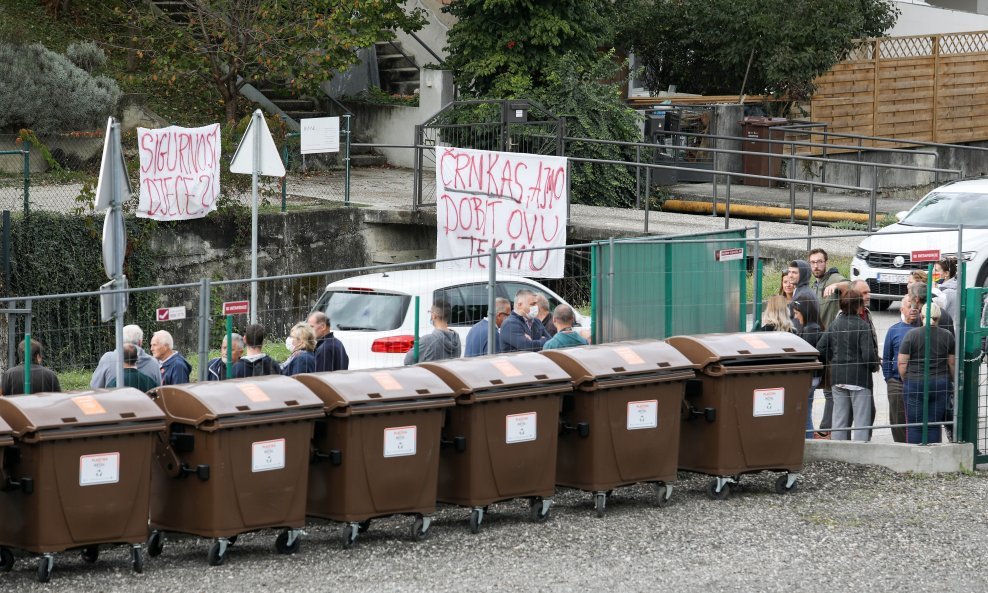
[663,199,872,224]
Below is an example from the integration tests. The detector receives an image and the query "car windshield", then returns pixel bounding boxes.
[900,192,988,227]
[312,290,410,331]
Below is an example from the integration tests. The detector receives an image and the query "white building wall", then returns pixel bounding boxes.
[892,1,988,35]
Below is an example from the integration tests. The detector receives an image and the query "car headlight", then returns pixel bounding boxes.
[855,247,870,260]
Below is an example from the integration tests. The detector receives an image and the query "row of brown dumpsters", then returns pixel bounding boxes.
[0,332,820,582]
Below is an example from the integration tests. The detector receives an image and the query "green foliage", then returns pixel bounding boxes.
[621,0,899,104]
[443,0,618,97]
[65,40,107,72]
[347,85,419,107]
[0,42,121,133]
[6,211,160,373]
[135,1,428,123]
[831,219,869,231]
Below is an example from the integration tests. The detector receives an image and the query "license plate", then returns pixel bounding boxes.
[878,273,910,284]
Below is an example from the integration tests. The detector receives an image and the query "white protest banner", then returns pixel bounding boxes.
[435,147,568,278]
[300,117,340,154]
[137,124,221,220]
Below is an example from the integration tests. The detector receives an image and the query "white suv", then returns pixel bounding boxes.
[309,269,589,369]
[851,178,986,310]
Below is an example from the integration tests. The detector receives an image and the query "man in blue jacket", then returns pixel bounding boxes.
[499,289,550,353]
[150,330,191,385]
[464,297,511,357]
[307,311,349,372]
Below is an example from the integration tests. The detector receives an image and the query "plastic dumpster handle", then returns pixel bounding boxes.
[440,436,467,452]
[178,463,210,481]
[559,420,591,438]
[5,475,33,495]
[312,448,343,465]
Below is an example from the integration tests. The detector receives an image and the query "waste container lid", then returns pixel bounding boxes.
[741,117,789,125]
[152,375,325,428]
[0,415,11,447]
[541,340,695,385]
[666,332,819,367]
[293,366,456,415]
[419,352,572,401]
[0,389,166,442]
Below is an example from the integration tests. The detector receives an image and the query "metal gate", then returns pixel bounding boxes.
[413,99,565,208]
[961,287,988,465]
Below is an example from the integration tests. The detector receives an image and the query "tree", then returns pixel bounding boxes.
[622,0,898,105]
[443,0,619,97]
[139,1,427,124]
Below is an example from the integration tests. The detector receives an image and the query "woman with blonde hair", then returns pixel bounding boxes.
[778,271,795,304]
[758,295,794,333]
[281,322,317,376]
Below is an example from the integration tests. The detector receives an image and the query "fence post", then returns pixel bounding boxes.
[566,161,572,226]
[922,265,932,445]
[960,283,980,456]
[870,165,878,231]
[23,301,31,393]
[556,116,565,157]
[22,140,30,217]
[487,248,497,355]
[855,137,863,188]
[197,277,211,382]
[413,125,423,210]
[280,142,288,213]
[724,174,731,230]
[644,165,651,234]
[807,181,814,252]
[2,210,9,295]
[711,151,718,217]
[738,246,747,332]
[954,226,964,442]
[225,314,233,379]
[412,295,420,364]
[635,145,641,210]
[344,114,352,207]
[607,237,615,344]
[789,148,796,223]
[752,224,762,330]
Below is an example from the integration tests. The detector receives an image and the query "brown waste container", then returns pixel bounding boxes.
[541,340,696,517]
[666,332,821,500]
[147,376,324,566]
[0,389,165,582]
[418,353,572,533]
[293,367,455,548]
[741,117,788,187]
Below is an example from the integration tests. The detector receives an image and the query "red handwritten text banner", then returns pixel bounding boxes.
[137,124,221,221]
[435,147,568,278]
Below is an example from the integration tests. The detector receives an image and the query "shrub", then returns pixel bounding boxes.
[0,42,121,133]
[65,41,107,72]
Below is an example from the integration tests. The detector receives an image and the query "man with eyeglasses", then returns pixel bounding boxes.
[809,248,850,438]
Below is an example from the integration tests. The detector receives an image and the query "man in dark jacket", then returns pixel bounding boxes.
[404,299,461,364]
[500,289,551,353]
[306,312,349,372]
[150,330,192,385]
[1,339,61,395]
[207,333,247,380]
[535,294,558,337]
[464,297,511,357]
[240,324,281,376]
[809,248,850,330]
[108,344,158,393]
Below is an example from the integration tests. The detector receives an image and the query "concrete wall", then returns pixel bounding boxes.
[393,0,452,66]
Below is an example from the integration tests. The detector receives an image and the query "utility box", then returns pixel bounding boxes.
[0,390,165,582]
[419,353,572,533]
[666,332,821,500]
[740,117,788,187]
[541,340,696,516]
[147,376,325,566]
[294,367,456,548]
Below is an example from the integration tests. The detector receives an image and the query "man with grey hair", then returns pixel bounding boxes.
[464,297,512,357]
[150,330,191,385]
[207,333,246,380]
[543,304,589,350]
[535,294,558,337]
[91,324,161,388]
[500,289,551,352]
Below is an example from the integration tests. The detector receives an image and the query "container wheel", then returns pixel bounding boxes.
[131,546,144,574]
[775,474,798,495]
[275,530,301,555]
[706,479,731,501]
[147,531,164,558]
[37,555,53,583]
[529,497,551,523]
[594,492,606,518]
[653,483,673,507]
[357,520,372,534]
[80,546,99,564]
[227,535,238,546]
[410,516,430,542]
[469,508,483,534]
[207,541,226,567]
[343,524,359,549]
[0,546,14,572]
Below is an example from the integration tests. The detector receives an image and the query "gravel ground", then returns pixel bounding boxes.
[3,460,986,592]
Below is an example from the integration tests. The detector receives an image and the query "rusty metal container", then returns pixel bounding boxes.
[293,367,455,548]
[541,340,695,516]
[666,332,821,500]
[0,389,165,582]
[147,376,324,566]
[418,353,572,533]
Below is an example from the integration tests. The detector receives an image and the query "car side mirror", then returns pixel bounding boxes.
[895,211,908,221]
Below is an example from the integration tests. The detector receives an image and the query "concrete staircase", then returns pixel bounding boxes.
[375,41,420,96]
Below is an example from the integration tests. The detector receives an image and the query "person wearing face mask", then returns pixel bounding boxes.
[404,298,461,364]
[499,289,551,353]
[882,296,916,443]
[282,322,317,376]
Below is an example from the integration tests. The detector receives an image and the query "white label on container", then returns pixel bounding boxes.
[627,400,658,430]
[384,426,417,458]
[252,438,286,472]
[79,452,120,486]
[506,412,537,444]
[753,387,785,417]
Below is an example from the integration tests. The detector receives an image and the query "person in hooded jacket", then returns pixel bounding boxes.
[792,297,823,438]
[787,260,820,331]
[240,324,281,376]
[404,298,461,364]
[934,257,958,318]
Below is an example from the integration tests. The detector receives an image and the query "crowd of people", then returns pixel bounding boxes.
[762,248,958,444]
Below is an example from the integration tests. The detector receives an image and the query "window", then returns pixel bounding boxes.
[313,290,410,331]
[435,283,492,327]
